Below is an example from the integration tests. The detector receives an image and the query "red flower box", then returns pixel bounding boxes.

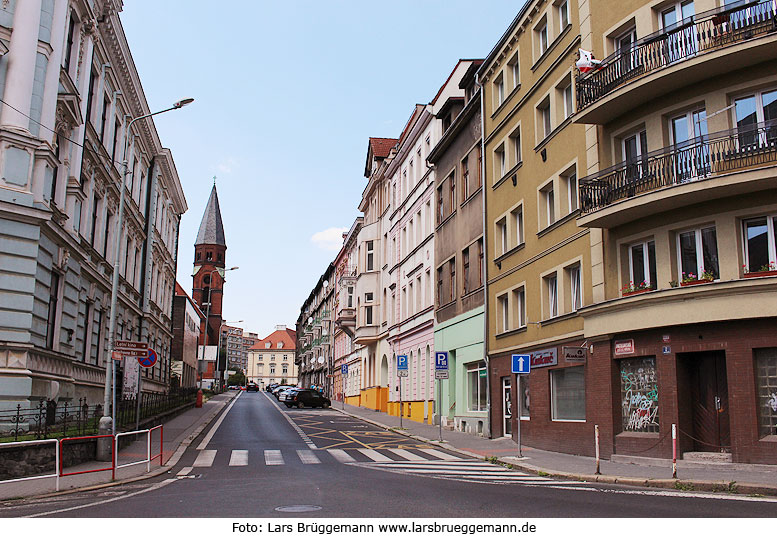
[680,278,713,286]
[743,270,777,278]
[622,288,652,297]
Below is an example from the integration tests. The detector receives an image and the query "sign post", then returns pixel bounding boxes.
[397,355,408,429]
[511,354,531,458]
[341,364,348,410]
[434,352,449,442]
[135,349,158,432]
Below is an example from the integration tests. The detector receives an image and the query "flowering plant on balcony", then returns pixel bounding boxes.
[681,270,714,285]
[620,280,652,295]
[743,261,777,276]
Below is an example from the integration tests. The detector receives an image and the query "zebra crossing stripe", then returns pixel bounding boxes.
[264,449,284,465]
[416,448,461,461]
[355,448,393,462]
[193,449,216,468]
[327,449,355,463]
[389,449,429,461]
[297,450,321,464]
[229,450,249,466]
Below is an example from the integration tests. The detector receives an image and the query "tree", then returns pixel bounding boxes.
[227,369,246,386]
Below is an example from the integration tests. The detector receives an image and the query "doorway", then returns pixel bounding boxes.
[502,377,512,437]
[678,351,730,452]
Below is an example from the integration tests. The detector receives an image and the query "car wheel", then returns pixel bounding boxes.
[324,401,330,408]
[297,402,303,409]
[285,403,292,408]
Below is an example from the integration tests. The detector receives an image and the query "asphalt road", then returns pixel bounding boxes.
[2,391,776,518]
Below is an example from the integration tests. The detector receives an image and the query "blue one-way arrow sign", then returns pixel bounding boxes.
[511,354,531,374]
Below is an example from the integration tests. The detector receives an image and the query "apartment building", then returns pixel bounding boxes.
[479,0,591,444]
[428,60,488,436]
[172,283,203,389]
[247,326,297,389]
[296,265,335,392]
[572,0,777,464]
[0,1,186,410]
[333,217,362,402]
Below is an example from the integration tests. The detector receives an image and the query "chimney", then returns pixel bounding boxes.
[275,324,286,331]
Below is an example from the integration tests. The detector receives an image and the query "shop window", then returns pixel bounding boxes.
[620,357,659,433]
[755,348,777,438]
[519,376,530,419]
[550,366,585,421]
[467,362,488,412]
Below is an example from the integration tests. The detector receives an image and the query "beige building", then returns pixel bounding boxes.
[481,0,777,464]
[246,326,298,389]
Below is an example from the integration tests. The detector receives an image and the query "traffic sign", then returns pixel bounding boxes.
[397,355,408,378]
[115,340,148,354]
[434,352,449,371]
[511,354,531,374]
[341,364,348,375]
[138,348,158,368]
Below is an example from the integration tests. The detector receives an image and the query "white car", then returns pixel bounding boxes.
[272,385,294,400]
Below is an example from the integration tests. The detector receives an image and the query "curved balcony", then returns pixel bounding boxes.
[575,0,777,124]
[578,123,777,228]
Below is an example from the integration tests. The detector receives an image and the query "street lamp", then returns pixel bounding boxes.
[101,98,194,440]
[202,266,238,390]
[218,319,243,389]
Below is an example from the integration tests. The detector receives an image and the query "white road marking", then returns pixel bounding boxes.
[176,466,193,476]
[328,449,355,463]
[196,395,240,451]
[416,448,461,461]
[193,449,217,468]
[356,448,393,462]
[297,450,321,464]
[264,450,284,465]
[388,449,429,461]
[263,392,318,449]
[229,450,249,466]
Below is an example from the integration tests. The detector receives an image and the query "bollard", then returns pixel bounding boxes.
[672,423,677,478]
[595,424,601,475]
[195,390,203,408]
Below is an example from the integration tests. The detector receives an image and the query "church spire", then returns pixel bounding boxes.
[195,184,226,246]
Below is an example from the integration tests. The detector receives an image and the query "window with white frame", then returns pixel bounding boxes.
[628,240,657,290]
[512,287,526,328]
[743,215,777,273]
[540,182,555,228]
[677,226,719,282]
[498,293,509,333]
[510,127,521,168]
[496,217,508,256]
[467,362,488,411]
[551,366,585,421]
[734,88,777,149]
[508,51,520,90]
[495,144,506,178]
[494,73,505,108]
[366,240,374,271]
[511,205,524,246]
[567,264,582,311]
[538,97,551,140]
[537,19,549,55]
[616,27,638,72]
[545,273,558,318]
[558,0,570,30]
[562,83,573,119]
[562,166,578,214]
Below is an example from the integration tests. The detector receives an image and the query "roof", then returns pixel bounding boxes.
[248,327,298,351]
[195,184,226,246]
[369,137,398,159]
[174,281,205,320]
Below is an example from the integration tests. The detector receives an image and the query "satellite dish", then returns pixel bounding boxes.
[308,316,313,324]
[323,280,329,288]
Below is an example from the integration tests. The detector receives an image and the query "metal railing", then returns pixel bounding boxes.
[579,122,777,214]
[576,0,777,111]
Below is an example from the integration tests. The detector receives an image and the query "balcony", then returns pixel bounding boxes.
[354,324,380,345]
[575,0,777,124]
[578,123,777,228]
[335,306,356,332]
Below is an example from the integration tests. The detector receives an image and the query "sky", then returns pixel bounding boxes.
[120,1,523,339]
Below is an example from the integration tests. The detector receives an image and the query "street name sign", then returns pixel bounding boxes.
[115,340,148,354]
[511,354,531,374]
[397,355,408,377]
[434,352,449,379]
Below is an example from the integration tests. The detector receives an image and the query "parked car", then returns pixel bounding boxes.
[246,383,259,392]
[272,385,294,400]
[278,387,301,401]
[284,388,331,408]
[266,383,279,393]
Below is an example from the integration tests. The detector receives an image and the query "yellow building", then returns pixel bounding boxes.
[246,326,298,389]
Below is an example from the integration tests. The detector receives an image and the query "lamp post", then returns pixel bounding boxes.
[202,266,238,390]
[100,98,193,442]
[218,319,243,389]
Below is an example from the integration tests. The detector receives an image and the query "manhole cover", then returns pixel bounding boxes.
[275,505,322,513]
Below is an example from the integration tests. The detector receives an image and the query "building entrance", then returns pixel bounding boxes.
[502,377,512,436]
[679,351,730,453]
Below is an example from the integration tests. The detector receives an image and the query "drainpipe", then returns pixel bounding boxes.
[475,75,491,439]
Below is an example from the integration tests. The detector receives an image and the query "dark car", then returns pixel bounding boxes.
[246,383,259,392]
[266,383,279,393]
[284,388,331,408]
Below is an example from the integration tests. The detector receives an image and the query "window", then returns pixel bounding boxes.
[270,364,276,374]
[282,364,288,374]
[540,183,555,227]
[462,249,470,295]
[670,109,709,180]
[616,27,639,73]
[449,259,456,303]
[537,98,551,139]
[365,292,373,302]
[365,306,373,325]
[496,217,508,256]
[46,272,60,349]
[99,95,109,138]
[551,366,585,421]
[511,205,524,246]
[628,240,657,290]
[755,348,777,437]
[620,357,659,432]
[558,0,569,29]
[660,1,696,62]
[85,68,98,126]
[545,273,558,318]
[494,144,506,178]
[347,286,353,308]
[478,239,484,286]
[513,287,526,328]
[494,73,505,109]
[467,363,488,411]
[734,88,777,148]
[677,226,719,281]
[416,274,422,311]
[567,264,582,311]
[365,240,374,271]
[437,185,444,224]
[508,52,520,90]
[461,157,469,200]
[436,268,443,307]
[562,84,573,119]
[743,215,777,273]
[538,21,549,55]
[476,145,483,189]
[63,14,76,72]
[510,128,521,168]
[562,166,578,214]
[623,129,648,182]
[449,172,456,211]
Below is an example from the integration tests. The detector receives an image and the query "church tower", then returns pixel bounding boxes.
[192,184,227,348]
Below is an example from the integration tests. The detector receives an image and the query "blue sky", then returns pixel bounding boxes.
[120,1,522,338]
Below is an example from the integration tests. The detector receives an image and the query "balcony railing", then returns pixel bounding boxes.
[576,0,777,111]
[579,122,777,214]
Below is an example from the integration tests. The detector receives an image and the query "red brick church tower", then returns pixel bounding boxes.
[192,184,227,356]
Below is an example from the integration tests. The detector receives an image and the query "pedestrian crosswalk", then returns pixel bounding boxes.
[182,447,583,486]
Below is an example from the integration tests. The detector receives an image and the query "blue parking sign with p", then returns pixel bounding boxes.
[397,355,408,370]
[341,364,348,375]
[512,354,531,374]
[435,352,449,371]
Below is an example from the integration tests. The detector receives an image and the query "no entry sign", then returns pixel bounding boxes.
[138,348,158,368]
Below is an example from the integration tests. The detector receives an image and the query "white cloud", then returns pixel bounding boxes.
[216,157,238,174]
[310,227,347,252]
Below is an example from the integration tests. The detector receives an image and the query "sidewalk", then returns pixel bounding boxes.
[334,400,777,497]
[0,390,237,501]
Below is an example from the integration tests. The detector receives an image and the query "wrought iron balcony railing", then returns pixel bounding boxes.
[576,0,777,112]
[579,122,777,214]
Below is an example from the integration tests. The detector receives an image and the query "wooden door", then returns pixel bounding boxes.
[690,351,730,452]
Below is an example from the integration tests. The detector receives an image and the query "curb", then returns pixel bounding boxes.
[336,405,777,498]
[16,392,238,502]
